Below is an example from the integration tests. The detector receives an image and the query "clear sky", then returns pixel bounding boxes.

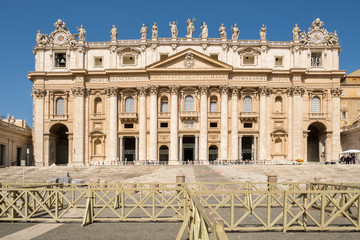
[1,0,359,128]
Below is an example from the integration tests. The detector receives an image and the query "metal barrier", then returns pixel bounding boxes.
[1,182,360,237]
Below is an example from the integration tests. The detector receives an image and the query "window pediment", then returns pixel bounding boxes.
[237,47,261,56]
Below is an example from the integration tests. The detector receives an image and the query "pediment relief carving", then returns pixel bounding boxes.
[237,47,261,56]
[117,47,141,56]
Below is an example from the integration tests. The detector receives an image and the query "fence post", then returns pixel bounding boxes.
[82,187,94,226]
[267,171,277,191]
[283,191,288,233]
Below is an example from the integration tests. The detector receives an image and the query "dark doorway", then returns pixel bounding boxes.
[242,137,253,161]
[209,145,218,162]
[49,124,69,165]
[124,137,135,162]
[159,145,169,162]
[183,136,195,161]
[307,122,327,162]
[16,148,22,166]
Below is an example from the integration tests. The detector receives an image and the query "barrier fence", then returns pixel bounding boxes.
[1,182,360,239]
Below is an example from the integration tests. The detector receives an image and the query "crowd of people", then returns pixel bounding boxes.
[340,155,356,164]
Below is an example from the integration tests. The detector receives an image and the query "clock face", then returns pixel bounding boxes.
[311,31,323,44]
[54,32,67,45]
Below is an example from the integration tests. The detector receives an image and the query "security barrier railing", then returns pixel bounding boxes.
[1,182,360,238]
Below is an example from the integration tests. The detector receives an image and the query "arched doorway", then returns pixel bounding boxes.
[49,123,69,165]
[209,145,218,162]
[307,122,327,162]
[159,145,169,163]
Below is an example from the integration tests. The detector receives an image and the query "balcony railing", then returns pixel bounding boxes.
[240,112,258,121]
[180,111,198,120]
[208,112,220,118]
[272,112,286,118]
[91,113,105,119]
[159,112,170,118]
[119,112,138,121]
[51,114,68,120]
[308,113,327,119]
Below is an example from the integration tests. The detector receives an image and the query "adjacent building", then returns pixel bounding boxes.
[28,18,345,166]
[0,115,32,167]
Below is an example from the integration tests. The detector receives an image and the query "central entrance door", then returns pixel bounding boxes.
[242,136,253,161]
[124,137,135,162]
[183,136,195,162]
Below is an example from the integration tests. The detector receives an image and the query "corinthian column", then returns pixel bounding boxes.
[231,87,239,161]
[149,85,159,161]
[220,85,229,161]
[72,86,86,165]
[169,85,179,165]
[106,87,118,165]
[137,86,148,162]
[32,89,46,166]
[292,86,304,160]
[199,85,209,163]
[331,88,342,162]
[258,86,267,161]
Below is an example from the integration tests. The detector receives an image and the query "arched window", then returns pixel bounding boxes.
[94,97,102,114]
[160,96,168,112]
[184,95,194,111]
[312,96,321,113]
[94,139,102,156]
[210,96,217,112]
[274,96,283,113]
[56,98,65,115]
[243,96,252,112]
[125,97,134,112]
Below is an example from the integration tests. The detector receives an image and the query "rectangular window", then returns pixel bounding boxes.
[311,53,322,67]
[160,54,168,61]
[210,122,217,128]
[161,102,168,112]
[94,57,103,67]
[0,145,4,165]
[54,53,66,68]
[160,122,168,128]
[243,56,255,65]
[124,124,133,129]
[342,111,347,119]
[275,57,283,66]
[244,123,252,128]
[123,55,135,65]
[210,54,218,60]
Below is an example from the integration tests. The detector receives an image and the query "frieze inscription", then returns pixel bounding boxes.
[231,76,267,81]
[111,76,149,82]
[151,75,228,81]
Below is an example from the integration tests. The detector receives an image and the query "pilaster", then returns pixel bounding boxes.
[169,85,179,165]
[32,89,46,166]
[106,87,118,164]
[331,88,342,161]
[231,87,239,161]
[137,86,148,162]
[149,85,158,161]
[199,85,209,163]
[71,86,86,165]
[220,85,229,161]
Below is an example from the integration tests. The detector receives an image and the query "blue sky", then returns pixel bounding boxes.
[1,0,359,128]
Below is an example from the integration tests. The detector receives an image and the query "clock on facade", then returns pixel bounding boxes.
[311,31,323,44]
[54,32,67,45]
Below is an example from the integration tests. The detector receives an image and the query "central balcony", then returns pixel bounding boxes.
[180,111,198,120]
[308,113,327,119]
[240,112,258,121]
[119,112,138,121]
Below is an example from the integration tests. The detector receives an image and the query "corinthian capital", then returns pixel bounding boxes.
[71,87,87,97]
[149,85,159,95]
[258,86,268,96]
[32,89,47,98]
[169,85,179,95]
[199,85,209,95]
[331,87,342,97]
[219,84,229,95]
[137,86,148,96]
[231,86,239,96]
[106,87,118,97]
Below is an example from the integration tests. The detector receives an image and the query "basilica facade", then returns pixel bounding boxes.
[28,18,345,166]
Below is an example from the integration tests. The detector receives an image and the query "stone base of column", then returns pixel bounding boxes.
[34,161,45,167]
[168,160,180,165]
[199,160,209,165]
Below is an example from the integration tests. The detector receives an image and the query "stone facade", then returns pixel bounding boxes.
[0,115,32,167]
[340,69,360,151]
[28,19,345,166]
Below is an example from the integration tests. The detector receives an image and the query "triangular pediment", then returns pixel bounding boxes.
[146,48,232,72]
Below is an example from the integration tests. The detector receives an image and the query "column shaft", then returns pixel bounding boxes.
[199,86,208,162]
[332,94,341,161]
[149,86,158,161]
[231,89,239,160]
[34,93,45,166]
[293,94,303,159]
[138,87,147,161]
[259,90,267,161]
[238,135,242,161]
[135,136,139,163]
[195,135,199,161]
[107,91,118,164]
[119,137,123,163]
[179,136,183,162]
[169,87,179,165]
[220,86,229,161]
[73,88,85,165]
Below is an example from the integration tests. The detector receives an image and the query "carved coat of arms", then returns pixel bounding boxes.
[184,52,195,68]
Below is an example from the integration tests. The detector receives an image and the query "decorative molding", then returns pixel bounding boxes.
[32,89,47,98]
[106,87,118,97]
[199,85,209,95]
[237,47,261,56]
[137,86,148,96]
[331,87,342,97]
[219,85,229,95]
[169,85,179,95]
[117,47,141,56]
[71,87,87,97]
[149,85,159,95]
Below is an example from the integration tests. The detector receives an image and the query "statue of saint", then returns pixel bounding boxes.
[260,24,267,40]
[169,21,178,38]
[77,25,86,41]
[186,18,195,38]
[110,25,118,41]
[36,30,49,46]
[140,24,148,39]
[292,24,300,41]
[152,22,158,39]
[231,24,240,41]
[219,23,226,39]
[200,22,208,39]
[329,30,338,45]
[54,19,66,30]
